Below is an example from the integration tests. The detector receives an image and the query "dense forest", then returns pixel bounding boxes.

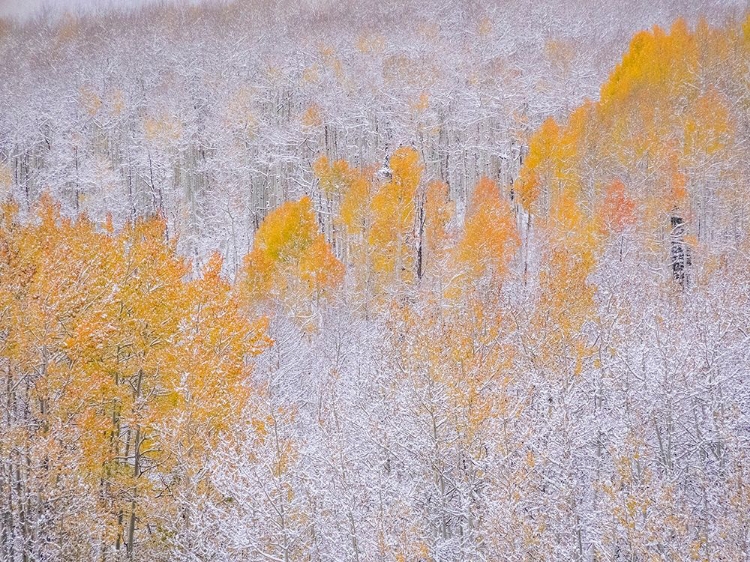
[1,0,749,561]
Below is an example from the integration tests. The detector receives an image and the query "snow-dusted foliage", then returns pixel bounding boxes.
[1,1,749,561]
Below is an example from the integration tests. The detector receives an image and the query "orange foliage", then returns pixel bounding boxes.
[599,179,636,234]
[455,177,518,284]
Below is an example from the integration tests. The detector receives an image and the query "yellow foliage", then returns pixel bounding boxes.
[383,54,439,88]
[302,103,323,128]
[225,87,258,137]
[423,180,454,274]
[80,85,102,116]
[410,92,429,113]
[517,117,559,212]
[302,64,320,84]
[313,156,356,197]
[144,115,182,143]
[110,89,125,116]
[356,32,386,54]
[478,17,493,37]
[518,15,747,266]
[242,196,343,309]
[684,87,733,157]
[57,13,79,43]
[369,147,423,287]
[0,163,11,197]
[545,37,576,73]
[339,171,373,234]
[0,195,270,546]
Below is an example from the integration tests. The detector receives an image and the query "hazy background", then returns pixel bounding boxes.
[0,0,204,20]
[2,0,743,23]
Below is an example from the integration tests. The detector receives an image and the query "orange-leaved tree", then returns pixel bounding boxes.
[454,177,518,292]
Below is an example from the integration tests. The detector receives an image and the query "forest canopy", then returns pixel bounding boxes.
[1,1,749,561]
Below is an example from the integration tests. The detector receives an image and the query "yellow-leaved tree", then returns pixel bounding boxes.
[0,196,270,559]
[242,195,343,317]
[369,146,423,292]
